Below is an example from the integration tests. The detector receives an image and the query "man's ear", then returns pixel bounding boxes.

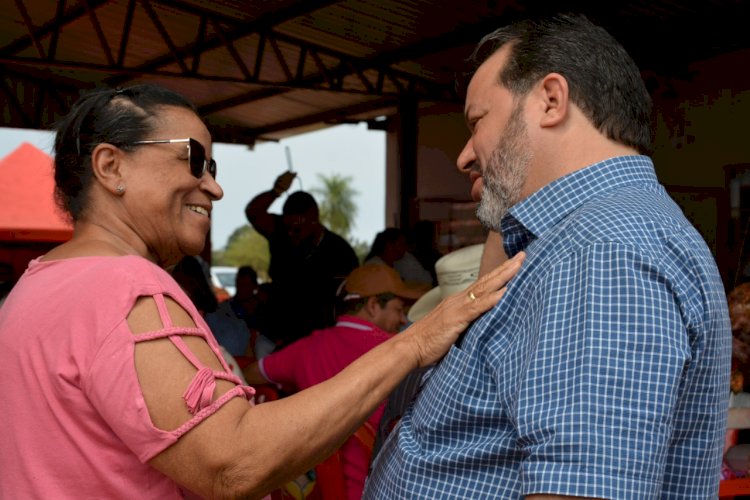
[90,142,125,195]
[538,72,569,128]
[364,296,382,317]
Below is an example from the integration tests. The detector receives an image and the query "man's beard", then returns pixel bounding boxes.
[476,101,532,232]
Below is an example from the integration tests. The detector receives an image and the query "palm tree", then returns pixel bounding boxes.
[310,173,359,240]
[212,225,270,281]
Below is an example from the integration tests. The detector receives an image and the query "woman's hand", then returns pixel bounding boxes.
[404,251,525,367]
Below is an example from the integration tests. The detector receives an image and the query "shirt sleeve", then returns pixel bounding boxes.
[258,339,308,392]
[85,321,179,462]
[516,242,691,498]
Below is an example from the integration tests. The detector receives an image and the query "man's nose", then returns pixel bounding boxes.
[457,138,476,173]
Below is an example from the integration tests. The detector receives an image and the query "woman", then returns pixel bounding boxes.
[365,227,432,285]
[0,84,524,499]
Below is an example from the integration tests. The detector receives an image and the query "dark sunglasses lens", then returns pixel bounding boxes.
[208,159,217,179]
[187,138,206,178]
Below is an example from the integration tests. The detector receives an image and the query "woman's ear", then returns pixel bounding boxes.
[538,72,569,128]
[90,143,125,195]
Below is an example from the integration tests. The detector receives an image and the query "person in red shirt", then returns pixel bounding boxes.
[244,263,427,499]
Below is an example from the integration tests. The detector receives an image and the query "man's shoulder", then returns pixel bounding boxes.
[322,228,354,248]
[319,229,358,263]
[568,183,691,243]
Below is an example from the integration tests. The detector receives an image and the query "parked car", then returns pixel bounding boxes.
[210,266,238,297]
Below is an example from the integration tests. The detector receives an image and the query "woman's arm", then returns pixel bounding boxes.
[136,252,524,499]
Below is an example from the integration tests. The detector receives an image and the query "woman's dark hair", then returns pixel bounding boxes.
[461,13,652,154]
[53,84,197,220]
[365,228,405,262]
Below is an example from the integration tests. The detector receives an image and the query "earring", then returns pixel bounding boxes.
[115,184,125,195]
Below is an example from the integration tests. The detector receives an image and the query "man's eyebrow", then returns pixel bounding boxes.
[464,105,477,126]
[465,105,485,129]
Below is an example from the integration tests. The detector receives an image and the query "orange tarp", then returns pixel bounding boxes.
[0,142,73,242]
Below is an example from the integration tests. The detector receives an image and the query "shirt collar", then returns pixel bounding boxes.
[335,315,377,331]
[501,155,658,256]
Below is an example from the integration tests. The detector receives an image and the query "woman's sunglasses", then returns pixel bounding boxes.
[130,137,217,179]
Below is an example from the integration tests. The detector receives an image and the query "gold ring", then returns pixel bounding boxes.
[468,290,477,301]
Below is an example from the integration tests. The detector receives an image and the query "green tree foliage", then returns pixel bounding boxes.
[350,238,370,264]
[212,225,270,281]
[310,173,359,240]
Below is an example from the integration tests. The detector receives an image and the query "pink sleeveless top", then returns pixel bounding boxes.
[0,255,254,498]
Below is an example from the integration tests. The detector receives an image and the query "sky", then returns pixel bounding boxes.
[0,123,386,250]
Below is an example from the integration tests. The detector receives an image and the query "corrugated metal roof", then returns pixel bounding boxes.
[1,0,748,145]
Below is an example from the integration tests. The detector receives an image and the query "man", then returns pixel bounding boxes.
[371,243,485,460]
[244,263,426,500]
[245,172,359,345]
[365,14,731,499]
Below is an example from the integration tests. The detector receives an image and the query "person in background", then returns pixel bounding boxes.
[406,220,443,285]
[171,256,249,386]
[0,83,525,499]
[170,255,218,316]
[245,263,426,499]
[245,173,359,346]
[728,282,750,393]
[365,227,432,286]
[205,265,268,361]
[366,13,730,498]
[724,282,750,479]
[364,227,407,268]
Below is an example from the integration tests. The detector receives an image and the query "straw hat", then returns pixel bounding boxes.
[407,244,484,322]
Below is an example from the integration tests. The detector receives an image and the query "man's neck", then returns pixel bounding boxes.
[528,130,641,199]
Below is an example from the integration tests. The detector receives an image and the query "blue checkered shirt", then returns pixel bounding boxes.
[365,156,731,499]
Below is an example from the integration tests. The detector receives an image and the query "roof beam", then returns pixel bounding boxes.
[84,0,116,66]
[12,0,47,58]
[116,0,137,68]
[0,55,432,100]
[140,0,190,73]
[47,0,67,61]
[0,73,34,128]
[240,96,399,138]
[0,0,110,56]
[105,0,341,86]
[205,97,398,145]
[2,0,457,112]
[99,1,457,104]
